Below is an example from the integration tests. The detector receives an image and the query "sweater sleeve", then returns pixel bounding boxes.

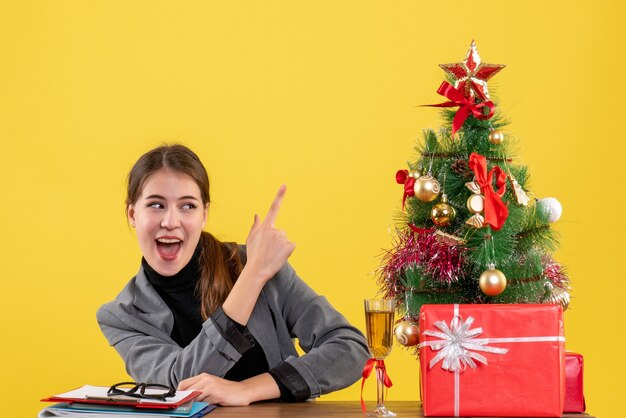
[96,301,243,387]
[210,306,257,354]
[268,361,310,402]
[267,262,370,399]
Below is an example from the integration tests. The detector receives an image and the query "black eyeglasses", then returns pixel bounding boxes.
[107,382,176,401]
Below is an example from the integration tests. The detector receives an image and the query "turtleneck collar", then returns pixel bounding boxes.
[143,240,202,291]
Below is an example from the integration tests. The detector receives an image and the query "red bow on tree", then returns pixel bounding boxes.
[468,153,509,231]
[396,169,415,210]
[360,358,393,413]
[424,81,495,136]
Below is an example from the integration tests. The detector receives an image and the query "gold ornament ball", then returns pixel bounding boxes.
[431,195,456,227]
[489,130,505,145]
[413,175,441,202]
[544,282,570,311]
[394,320,420,347]
[479,268,507,296]
[553,287,570,311]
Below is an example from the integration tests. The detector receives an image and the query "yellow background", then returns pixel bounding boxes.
[1,1,624,417]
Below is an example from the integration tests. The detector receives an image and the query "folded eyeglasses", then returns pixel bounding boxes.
[107,382,176,401]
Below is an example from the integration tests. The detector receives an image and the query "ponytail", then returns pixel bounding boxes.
[196,231,243,320]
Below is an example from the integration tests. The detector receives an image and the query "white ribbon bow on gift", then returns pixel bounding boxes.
[419,315,508,372]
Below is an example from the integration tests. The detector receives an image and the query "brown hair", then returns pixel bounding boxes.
[126,144,242,320]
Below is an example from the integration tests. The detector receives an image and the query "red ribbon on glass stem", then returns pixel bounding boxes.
[423,81,495,136]
[468,153,509,231]
[396,169,415,211]
[360,358,393,413]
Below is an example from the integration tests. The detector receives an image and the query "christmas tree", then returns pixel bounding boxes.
[379,41,570,348]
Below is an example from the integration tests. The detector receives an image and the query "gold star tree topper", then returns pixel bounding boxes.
[439,40,505,101]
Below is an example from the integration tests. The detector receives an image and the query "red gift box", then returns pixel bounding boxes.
[564,352,586,413]
[419,304,565,417]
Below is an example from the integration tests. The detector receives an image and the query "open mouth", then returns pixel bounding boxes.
[155,237,183,260]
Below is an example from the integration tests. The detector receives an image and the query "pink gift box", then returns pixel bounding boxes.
[564,352,586,413]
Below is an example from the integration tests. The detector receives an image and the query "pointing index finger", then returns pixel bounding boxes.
[265,185,286,227]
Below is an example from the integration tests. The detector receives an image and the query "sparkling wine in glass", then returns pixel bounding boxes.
[364,299,396,417]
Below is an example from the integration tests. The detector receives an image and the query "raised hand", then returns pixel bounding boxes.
[244,185,296,282]
[222,185,295,326]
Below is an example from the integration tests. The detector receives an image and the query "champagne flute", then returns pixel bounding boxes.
[364,299,396,417]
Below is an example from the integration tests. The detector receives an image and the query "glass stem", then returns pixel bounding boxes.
[376,363,385,409]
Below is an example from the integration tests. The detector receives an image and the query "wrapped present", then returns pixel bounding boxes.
[564,352,586,413]
[419,304,565,417]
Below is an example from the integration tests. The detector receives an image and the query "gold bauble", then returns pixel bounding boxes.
[431,194,456,227]
[466,193,485,214]
[543,282,570,311]
[413,175,441,202]
[479,268,507,296]
[549,287,570,311]
[394,320,420,347]
[489,130,505,145]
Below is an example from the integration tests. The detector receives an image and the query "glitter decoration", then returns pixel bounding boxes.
[542,256,570,290]
[377,229,467,299]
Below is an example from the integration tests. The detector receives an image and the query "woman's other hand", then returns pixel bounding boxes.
[178,372,280,406]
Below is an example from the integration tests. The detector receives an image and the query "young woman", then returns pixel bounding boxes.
[97,144,369,406]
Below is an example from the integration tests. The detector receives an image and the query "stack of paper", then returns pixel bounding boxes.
[39,385,214,418]
[38,401,213,418]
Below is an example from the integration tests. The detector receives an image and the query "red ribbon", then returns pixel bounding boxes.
[409,224,434,235]
[396,169,415,210]
[360,358,393,413]
[468,153,509,231]
[424,81,495,136]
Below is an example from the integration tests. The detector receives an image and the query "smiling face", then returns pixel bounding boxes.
[127,168,208,276]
